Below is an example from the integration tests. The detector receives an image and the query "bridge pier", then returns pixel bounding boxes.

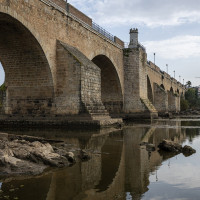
[153,83,168,114]
[168,91,180,113]
[123,29,158,119]
[54,41,122,125]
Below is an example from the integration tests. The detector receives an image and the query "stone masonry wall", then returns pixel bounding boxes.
[139,49,148,99]
[67,3,92,26]
[0,14,54,115]
[51,0,67,10]
[0,0,124,116]
[168,91,177,112]
[154,83,168,113]
[123,48,146,113]
[55,42,82,115]
[114,37,125,47]
[55,41,102,115]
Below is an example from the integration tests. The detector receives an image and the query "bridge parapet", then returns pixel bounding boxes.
[51,0,67,10]
[67,3,92,26]
[146,61,185,91]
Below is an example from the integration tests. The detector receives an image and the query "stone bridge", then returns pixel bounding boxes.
[0,0,185,124]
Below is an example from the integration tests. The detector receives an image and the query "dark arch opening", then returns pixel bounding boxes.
[160,84,165,90]
[177,89,179,94]
[0,13,54,115]
[92,55,123,115]
[168,87,175,112]
[147,75,153,103]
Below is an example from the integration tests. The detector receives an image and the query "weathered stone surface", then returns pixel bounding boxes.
[0,132,93,176]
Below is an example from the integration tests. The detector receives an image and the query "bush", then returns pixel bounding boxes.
[180,98,189,111]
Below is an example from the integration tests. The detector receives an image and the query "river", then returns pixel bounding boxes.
[0,119,200,200]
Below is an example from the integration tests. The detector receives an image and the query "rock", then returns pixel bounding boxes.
[182,145,196,156]
[158,140,182,153]
[0,138,73,176]
[158,140,196,157]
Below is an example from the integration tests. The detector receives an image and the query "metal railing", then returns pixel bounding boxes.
[92,22,115,42]
[43,0,124,46]
[138,42,146,51]
[124,42,146,51]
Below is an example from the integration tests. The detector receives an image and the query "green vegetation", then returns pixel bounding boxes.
[0,83,5,92]
[181,87,200,110]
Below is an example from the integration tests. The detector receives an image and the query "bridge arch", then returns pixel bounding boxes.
[0,12,54,115]
[147,75,153,103]
[92,55,123,115]
[160,84,165,90]
[170,87,174,93]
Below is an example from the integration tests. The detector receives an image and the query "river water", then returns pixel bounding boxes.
[0,119,200,200]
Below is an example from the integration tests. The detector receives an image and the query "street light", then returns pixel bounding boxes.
[179,75,181,82]
[166,64,168,74]
[173,70,175,79]
[183,79,184,85]
[154,53,156,65]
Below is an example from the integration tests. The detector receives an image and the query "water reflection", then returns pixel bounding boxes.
[0,120,200,200]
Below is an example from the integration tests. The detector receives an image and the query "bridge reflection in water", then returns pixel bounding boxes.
[0,121,189,200]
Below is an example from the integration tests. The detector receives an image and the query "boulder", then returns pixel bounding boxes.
[158,140,182,153]
[182,145,196,156]
[158,140,196,157]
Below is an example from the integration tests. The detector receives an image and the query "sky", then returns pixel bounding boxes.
[67,0,200,86]
[1,0,200,86]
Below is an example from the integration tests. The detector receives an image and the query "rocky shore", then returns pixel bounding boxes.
[0,133,90,177]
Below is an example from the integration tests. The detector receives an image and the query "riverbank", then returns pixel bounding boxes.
[0,132,90,178]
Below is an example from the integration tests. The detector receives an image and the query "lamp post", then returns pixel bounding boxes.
[154,53,155,65]
[173,70,175,79]
[179,75,181,82]
[166,64,168,74]
[183,79,184,85]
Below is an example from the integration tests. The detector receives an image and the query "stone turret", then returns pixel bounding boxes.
[129,28,138,48]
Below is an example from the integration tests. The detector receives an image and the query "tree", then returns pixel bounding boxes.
[180,98,189,111]
[186,81,192,88]
[185,88,197,108]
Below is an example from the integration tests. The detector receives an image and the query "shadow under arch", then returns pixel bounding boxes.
[0,13,54,115]
[92,55,123,115]
[170,87,174,93]
[160,84,165,90]
[147,75,153,103]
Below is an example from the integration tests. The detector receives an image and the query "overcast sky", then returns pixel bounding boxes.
[67,0,200,86]
[0,0,200,86]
